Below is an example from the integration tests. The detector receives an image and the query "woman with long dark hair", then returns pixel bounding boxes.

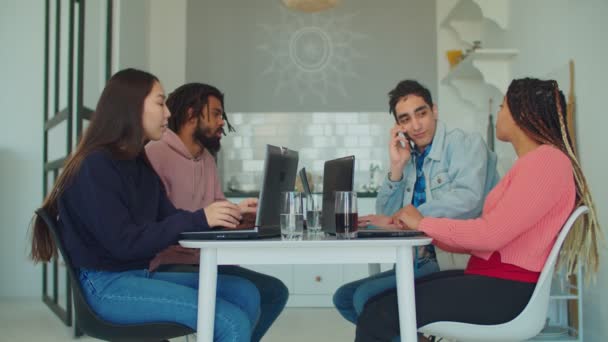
[30,68,260,341]
[355,78,601,342]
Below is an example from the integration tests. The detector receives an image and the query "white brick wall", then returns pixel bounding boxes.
[219,112,393,193]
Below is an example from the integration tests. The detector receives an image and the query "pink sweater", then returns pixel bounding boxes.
[419,145,575,272]
[145,129,225,212]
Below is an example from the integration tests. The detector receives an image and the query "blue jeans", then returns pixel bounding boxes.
[217,266,288,342]
[333,260,439,324]
[157,264,289,342]
[79,268,260,342]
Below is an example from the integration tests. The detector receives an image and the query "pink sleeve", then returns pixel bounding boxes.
[208,155,226,202]
[145,142,170,192]
[418,149,573,252]
[214,172,226,202]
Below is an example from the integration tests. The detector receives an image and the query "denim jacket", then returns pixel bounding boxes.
[376,121,499,219]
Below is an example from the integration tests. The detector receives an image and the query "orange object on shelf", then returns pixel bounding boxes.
[446,50,463,68]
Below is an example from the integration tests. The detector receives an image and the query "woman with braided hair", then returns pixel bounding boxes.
[355,78,601,342]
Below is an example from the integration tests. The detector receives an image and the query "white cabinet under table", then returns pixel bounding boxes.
[225,196,381,307]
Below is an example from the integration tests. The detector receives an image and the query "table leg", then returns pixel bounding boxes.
[197,248,218,342]
[395,246,417,342]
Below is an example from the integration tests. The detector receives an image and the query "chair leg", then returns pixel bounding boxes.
[74,321,84,337]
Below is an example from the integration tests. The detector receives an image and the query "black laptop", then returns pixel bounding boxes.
[321,156,355,235]
[357,228,425,238]
[180,144,299,240]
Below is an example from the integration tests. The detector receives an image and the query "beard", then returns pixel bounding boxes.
[193,120,222,154]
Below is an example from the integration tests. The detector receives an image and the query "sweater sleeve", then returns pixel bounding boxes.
[145,142,171,194]
[210,155,226,202]
[156,181,209,229]
[73,153,210,261]
[418,148,572,252]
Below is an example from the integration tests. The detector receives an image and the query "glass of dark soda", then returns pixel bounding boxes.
[334,191,358,239]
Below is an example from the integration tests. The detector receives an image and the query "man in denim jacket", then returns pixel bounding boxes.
[333,79,498,325]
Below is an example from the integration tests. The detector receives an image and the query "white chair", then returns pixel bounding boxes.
[418,206,589,342]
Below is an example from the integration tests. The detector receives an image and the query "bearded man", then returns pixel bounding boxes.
[145,83,288,342]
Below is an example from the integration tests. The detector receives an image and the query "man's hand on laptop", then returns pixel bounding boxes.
[238,198,258,214]
[358,214,401,230]
[204,201,242,229]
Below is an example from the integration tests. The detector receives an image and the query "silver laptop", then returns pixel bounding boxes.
[180,145,299,240]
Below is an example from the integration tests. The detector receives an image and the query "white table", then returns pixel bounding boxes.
[180,235,432,342]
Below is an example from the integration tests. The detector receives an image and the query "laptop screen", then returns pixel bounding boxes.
[321,156,355,233]
[255,145,299,230]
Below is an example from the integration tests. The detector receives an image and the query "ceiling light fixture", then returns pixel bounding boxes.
[281,0,341,13]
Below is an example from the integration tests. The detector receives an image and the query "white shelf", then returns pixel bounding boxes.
[441,0,510,44]
[550,295,578,300]
[471,0,509,30]
[441,48,518,109]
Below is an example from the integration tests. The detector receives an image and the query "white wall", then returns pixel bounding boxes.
[116,0,150,71]
[0,0,44,297]
[148,0,187,94]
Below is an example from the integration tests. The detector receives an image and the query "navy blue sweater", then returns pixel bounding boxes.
[58,150,210,271]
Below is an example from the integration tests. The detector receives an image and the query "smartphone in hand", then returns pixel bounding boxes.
[397,132,415,149]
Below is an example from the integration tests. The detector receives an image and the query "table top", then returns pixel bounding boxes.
[180,234,432,249]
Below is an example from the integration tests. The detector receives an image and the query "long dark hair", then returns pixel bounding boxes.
[506,77,601,275]
[30,68,159,262]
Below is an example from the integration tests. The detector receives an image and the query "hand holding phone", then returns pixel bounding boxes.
[397,131,415,149]
[389,125,412,177]
[397,132,407,149]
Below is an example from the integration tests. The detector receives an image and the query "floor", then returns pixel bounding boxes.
[0,298,356,341]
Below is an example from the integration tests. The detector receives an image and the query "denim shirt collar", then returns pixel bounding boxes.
[425,120,446,162]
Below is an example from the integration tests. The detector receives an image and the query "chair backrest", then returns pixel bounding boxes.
[35,208,194,341]
[36,208,127,337]
[35,208,97,323]
[515,206,588,323]
[419,206,589,341]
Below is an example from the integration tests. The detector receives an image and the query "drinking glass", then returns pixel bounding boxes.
[334,191,358,239]
[280,191,304,240]
[306,193,323,234]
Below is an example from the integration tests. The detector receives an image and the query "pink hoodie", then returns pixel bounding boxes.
[145,129,225,212]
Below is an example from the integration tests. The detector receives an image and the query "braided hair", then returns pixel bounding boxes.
[166,83,235,134]
[506,78,601,277]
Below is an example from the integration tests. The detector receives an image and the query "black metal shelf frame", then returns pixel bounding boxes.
[42,0,113,332]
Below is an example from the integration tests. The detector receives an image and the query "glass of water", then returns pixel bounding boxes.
[280,191,304,240]
[306,193,323,234]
